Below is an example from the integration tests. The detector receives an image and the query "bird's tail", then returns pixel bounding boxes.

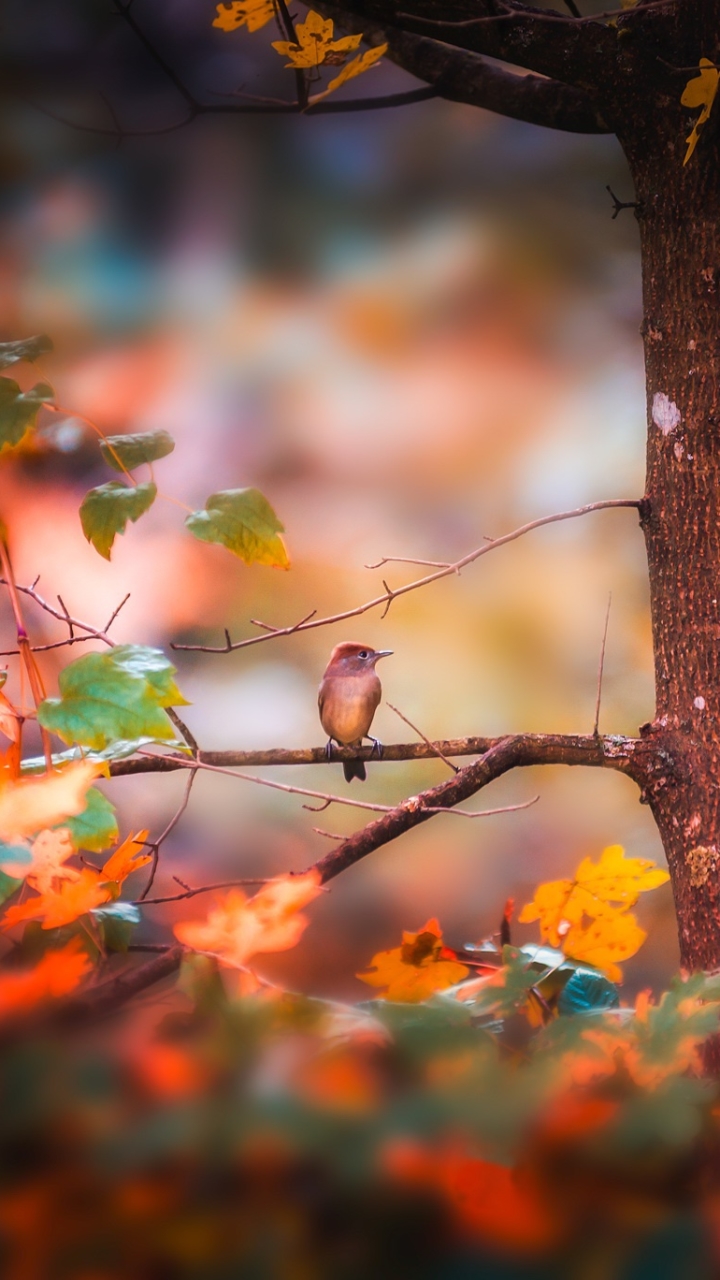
[343,757,366,783]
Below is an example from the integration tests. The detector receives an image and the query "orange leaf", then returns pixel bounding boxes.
[0,939,91,1018]
[102,830,151,884]
[0,761,103,841]
[173,870,323,969]
[357,918,469,1002]
[2,867,110,931]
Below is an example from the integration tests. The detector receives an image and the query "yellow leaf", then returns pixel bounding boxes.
[272,10,362,69]
[0,761,103,842]
[357,918,470,1003]
[173,870,323,969]
[311,43,388,103]
[102,830,151,884]
[213,0,275,33]
[562,913,647,983]
[519,845,668,979]
[681,58,719,165]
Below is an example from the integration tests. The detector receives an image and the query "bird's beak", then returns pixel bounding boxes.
[373,650,393,659]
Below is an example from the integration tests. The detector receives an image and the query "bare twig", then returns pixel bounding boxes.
[134,750,538,820]
[387,702,459,773]
[0,579,126,655]
[593,592,612,737]
[139,770,197,901]
[606,185,640,219]
[171,500,641,654]
[166,707,199,755]
[133,878,271,907]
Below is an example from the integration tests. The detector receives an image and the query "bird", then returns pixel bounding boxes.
[318,641,393,782]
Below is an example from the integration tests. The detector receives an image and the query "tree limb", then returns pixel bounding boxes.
[108,732,638,775]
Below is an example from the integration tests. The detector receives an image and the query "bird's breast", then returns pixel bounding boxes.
[318,673,381,744]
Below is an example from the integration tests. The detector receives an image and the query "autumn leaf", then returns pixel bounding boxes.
[310,43,388,103]
[185,488,289,567]
[0,378,54,451]
[681,58,719,164]
[519,845,668,978]
[99,430,175,473]
[173,870,323,968]
[2,867,111,931]
[357,918,470,1003]
[271,11,362,70]
[101,830,151,884]
[213,0,275,33]
[38,645,187,750]
[0,761,103,841]
[6,828,80,893]
[79,481,157,560]
[64,786,118,853]
[0,939,91,1019]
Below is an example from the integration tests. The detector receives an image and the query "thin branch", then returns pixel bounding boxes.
[387,702,459,773]
[274,0,308,110]
[172,500,641,653]
[133,878,271,907]
[134,750,538,820]
[593,592,612,737]
[139,769,197,901]
[166,707,199,755]
[0,579,125,655]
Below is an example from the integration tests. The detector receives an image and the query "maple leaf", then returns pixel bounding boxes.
[101,830,151,884]
[519,845,668,978]
[0,939,91,1019]
[173,870,323,969]
[357,918,469,1003]
[213,0,275,33]
[271,11,362,70]
[4,828,80,893]
[0,761,103,842]
[2,867,111,931]
[681,58,719,165]
[310,43,388,103]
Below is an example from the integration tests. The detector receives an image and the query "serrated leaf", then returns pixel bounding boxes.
[213,0,275,32]
[271,10,362,69]
[557,969,619,1016]
[0,378,54,450]
[37,645,187,750]
[99,429,175,473]
[358,918,469,1003]
[63,786,118,853]
[311,43,387,103]
[185,487,289,567]
[0,335,53,369]
[79,481,157,560]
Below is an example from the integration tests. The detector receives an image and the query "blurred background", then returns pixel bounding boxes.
[0,0,675,999]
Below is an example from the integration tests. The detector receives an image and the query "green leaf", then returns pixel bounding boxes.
[0,378,54,450]
[79,481,156,560]
[0,335,53,369]
[0,870,22,907]
[92,902,141,953]
[37,644,188,750]
[99,429,175,473]
[186,487,289,568]
[557,969,619,1016]
[63,786,119,853]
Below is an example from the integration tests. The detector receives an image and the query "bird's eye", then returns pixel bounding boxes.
[358,650,368,659]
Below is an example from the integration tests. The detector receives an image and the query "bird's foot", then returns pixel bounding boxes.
[366,735,383,758]
[325,738,336,761]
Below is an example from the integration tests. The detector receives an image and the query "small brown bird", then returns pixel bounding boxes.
[318,641,393,782]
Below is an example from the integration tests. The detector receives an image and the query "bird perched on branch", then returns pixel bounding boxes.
[319,641,393,782]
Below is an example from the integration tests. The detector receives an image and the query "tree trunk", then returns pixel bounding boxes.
[623,114,720,970]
